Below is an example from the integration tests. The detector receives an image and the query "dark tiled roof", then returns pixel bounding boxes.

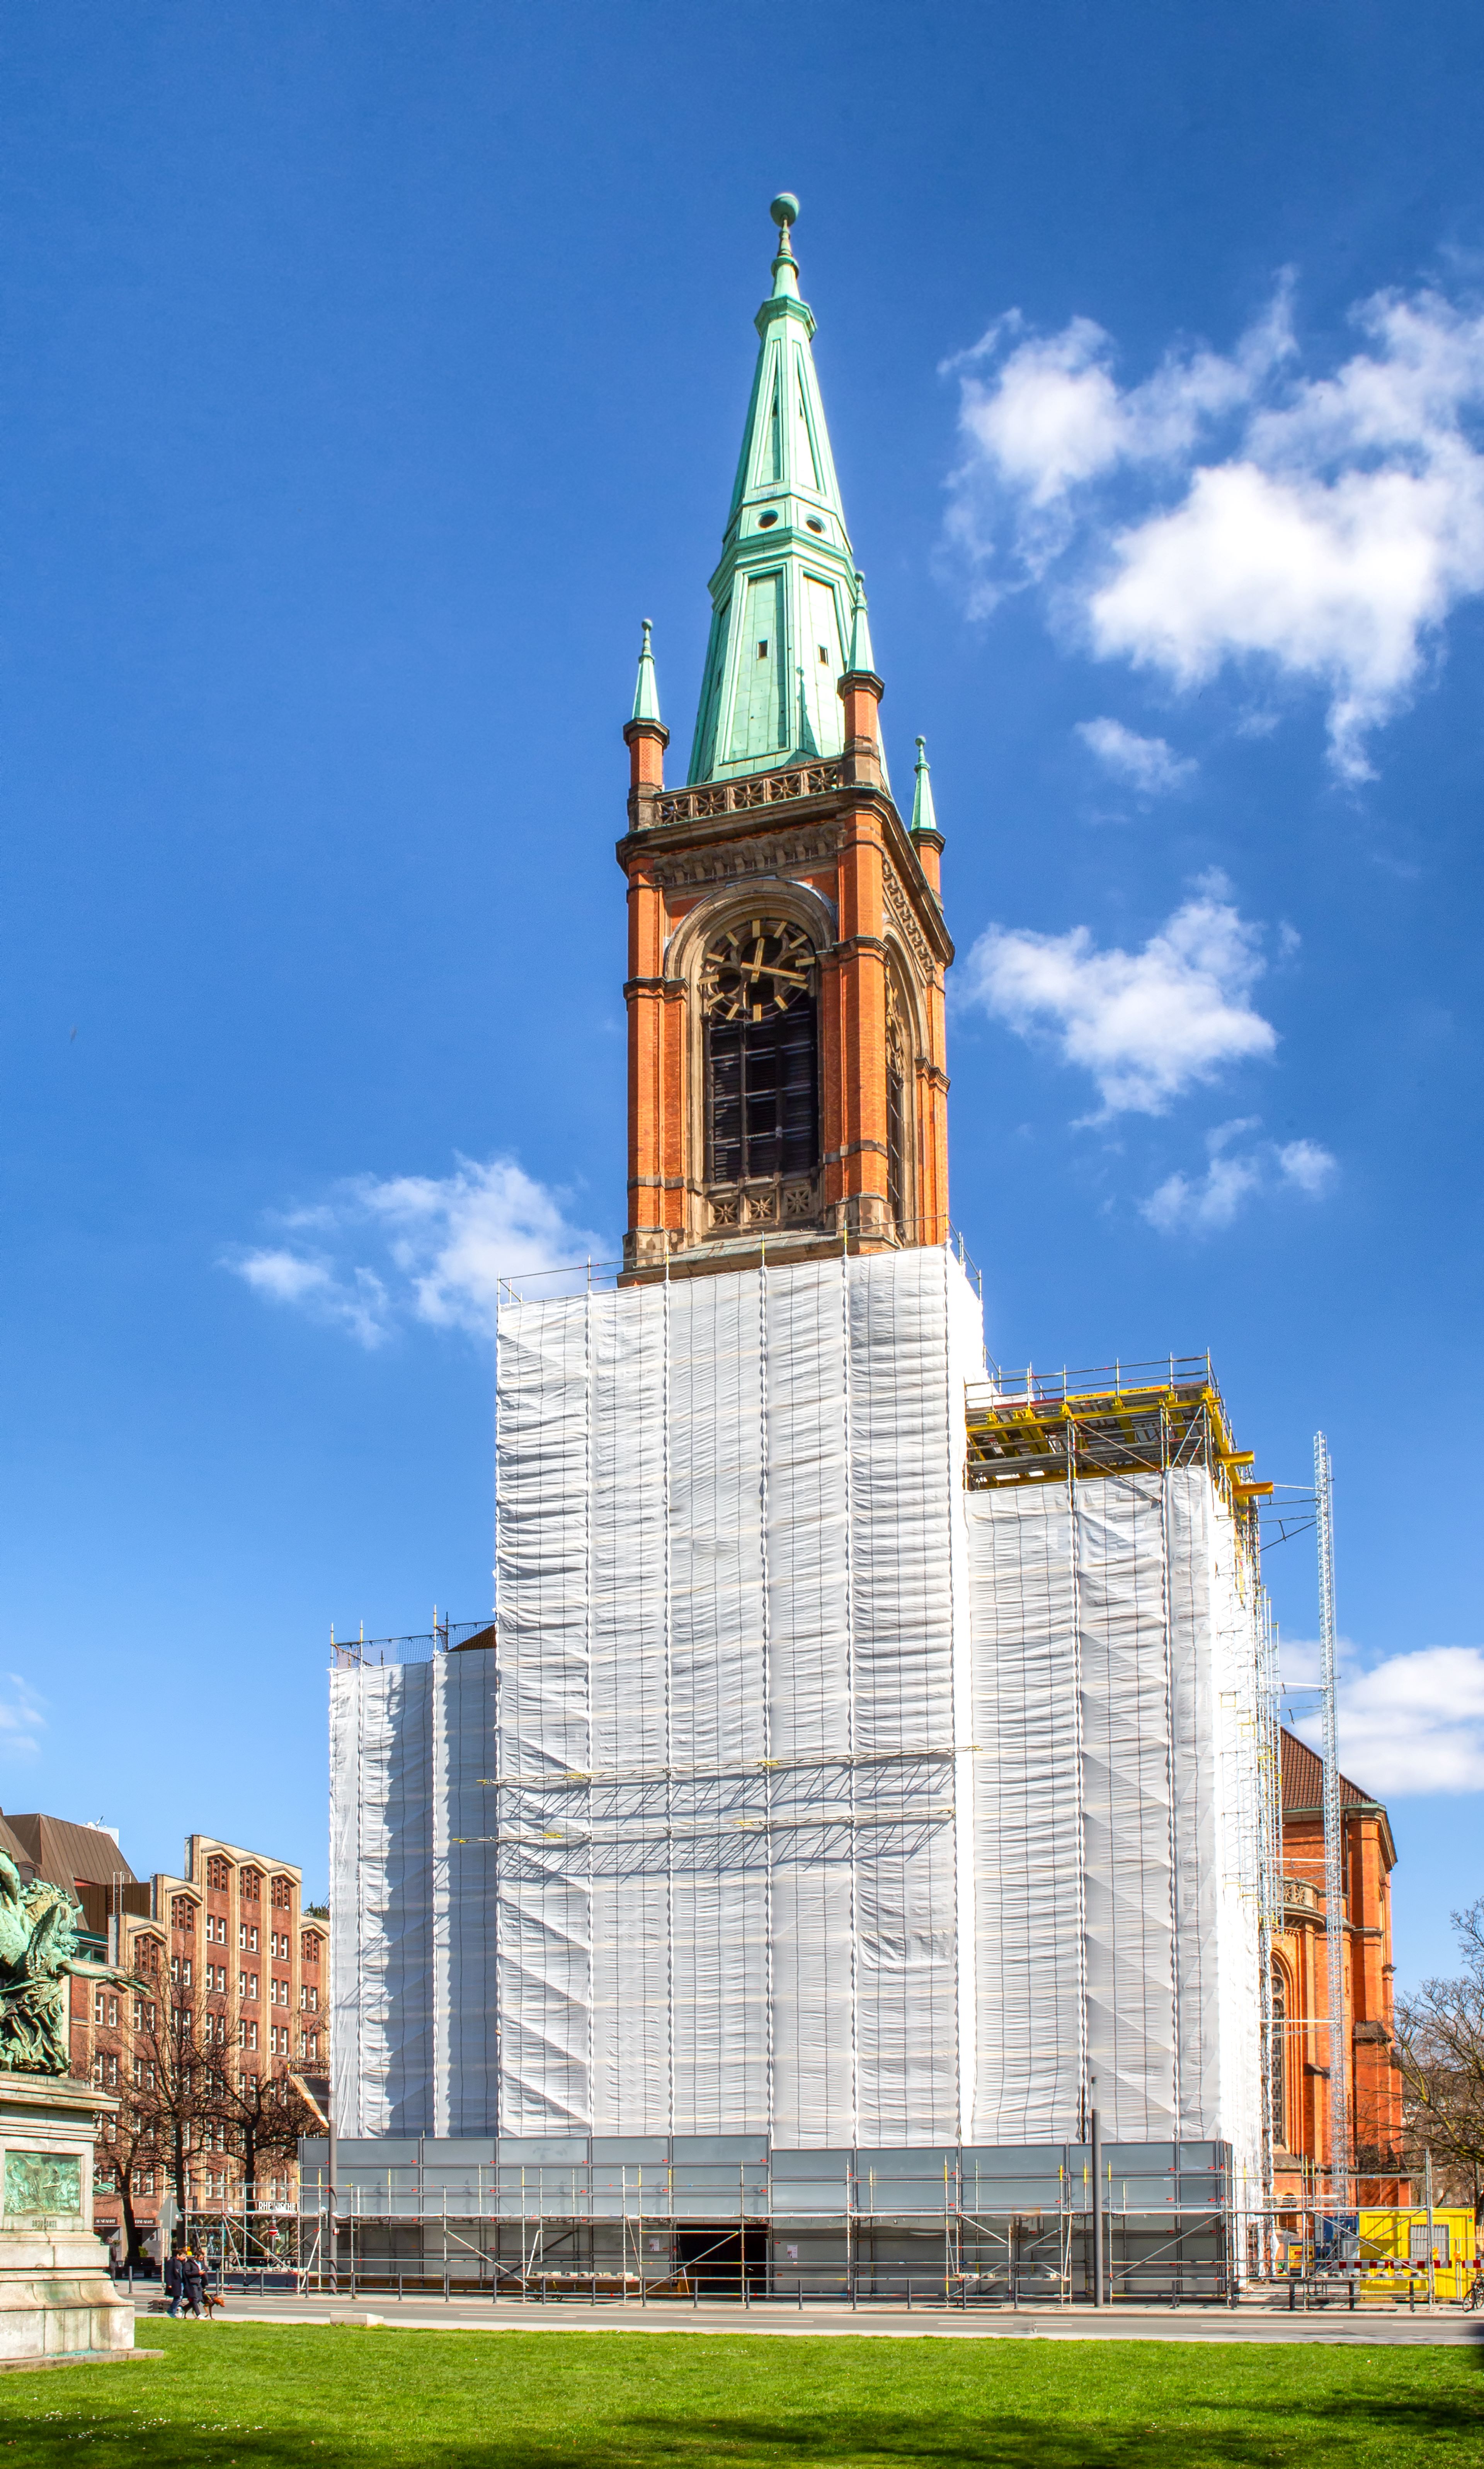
[1280,1727,1382,1814]
[0,1812,137,1889]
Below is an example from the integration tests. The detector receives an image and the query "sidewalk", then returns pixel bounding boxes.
[131,2287,1484,2348]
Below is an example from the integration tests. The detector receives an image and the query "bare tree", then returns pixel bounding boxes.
[87,1977,164,2270]
[1394,1896,1484,2219]
[127,1964,224,2229]
[95,2082,164,2271]
[211,2063,323,2215]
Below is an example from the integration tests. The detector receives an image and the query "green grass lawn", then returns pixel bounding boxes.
[0,2324,1478,2468]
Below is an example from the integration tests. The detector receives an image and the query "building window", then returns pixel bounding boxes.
[301,1931,320,1967]
[270,1875,292,1911]
[206,1854,231,1893]
[703,918,818,1190]
[170,1897,195,1933]
[241,1870,261,1902]
[1272,1967,1288,2148]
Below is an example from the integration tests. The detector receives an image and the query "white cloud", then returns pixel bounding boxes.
[946,283,1484,775]
[1076,716,1195,793]
[963,877,1275,1116]
[1287,1643,1484,1796]
[1142,1120,1337,1232]
[0,1677,46,1761]
[1275,1136,1335,1195]
[226,1155,606,1347]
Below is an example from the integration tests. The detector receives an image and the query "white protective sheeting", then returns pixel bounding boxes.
[966,1467,1262,2182]
[330,1246,1261,2179]
[330,1646,498,2138]
[493,1246,983,2146]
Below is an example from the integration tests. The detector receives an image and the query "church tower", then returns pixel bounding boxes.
[619,196,951,1278]
[330,199,1267,2241]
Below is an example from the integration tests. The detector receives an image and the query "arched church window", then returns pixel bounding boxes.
[886,972,909,1237]
[703,918,819,1189]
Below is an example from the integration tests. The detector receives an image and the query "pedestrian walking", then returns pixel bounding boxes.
[181,2249,207,2320]
[163,2248,184,2317]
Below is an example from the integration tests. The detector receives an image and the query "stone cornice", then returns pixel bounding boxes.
[617,774,953,970]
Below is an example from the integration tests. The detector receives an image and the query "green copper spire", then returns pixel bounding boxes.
[631,617,662,724]
[911,735,941,839]
[687,195,876,784]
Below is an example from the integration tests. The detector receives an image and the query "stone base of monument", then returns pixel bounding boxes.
[0,2075,137,2368]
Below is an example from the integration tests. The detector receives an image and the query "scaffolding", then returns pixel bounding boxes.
[332,1294,1274,2195]
[962,1353,1272,2184]
[294,2135,1243,2306]
[964,1353,1273,1538]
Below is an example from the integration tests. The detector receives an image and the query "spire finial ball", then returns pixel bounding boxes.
[770,192,800,230]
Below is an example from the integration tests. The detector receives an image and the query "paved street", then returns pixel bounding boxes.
[131,2288,1484,2349]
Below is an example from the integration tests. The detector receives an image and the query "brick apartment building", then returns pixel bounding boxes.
[1273,1730,1409,2208]
[0,1811,327,2255]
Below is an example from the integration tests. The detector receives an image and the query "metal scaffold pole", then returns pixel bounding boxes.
[1314,1431,1348,2217]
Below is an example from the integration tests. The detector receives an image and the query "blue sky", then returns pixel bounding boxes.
[2,3,1481,1979]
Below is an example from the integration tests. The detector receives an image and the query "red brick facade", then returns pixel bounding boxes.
[1273,1730,1408,2206]
[619,687,951,1281]
[75,1833,327,2253]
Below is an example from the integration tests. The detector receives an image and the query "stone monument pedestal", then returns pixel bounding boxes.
[0,2076,134,2367]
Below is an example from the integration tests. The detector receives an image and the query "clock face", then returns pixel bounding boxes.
[701,918,815,1022]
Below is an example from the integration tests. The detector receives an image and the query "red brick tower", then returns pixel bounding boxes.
[618,198,951,1282]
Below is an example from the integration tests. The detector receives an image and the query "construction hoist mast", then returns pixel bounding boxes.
[1314,1431,1348,2214]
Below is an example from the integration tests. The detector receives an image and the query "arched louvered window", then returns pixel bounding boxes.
[703,918,819,1189]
